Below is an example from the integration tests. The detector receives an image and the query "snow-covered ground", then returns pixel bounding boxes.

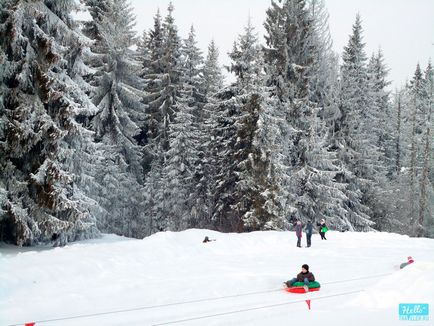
[1,230,433,326]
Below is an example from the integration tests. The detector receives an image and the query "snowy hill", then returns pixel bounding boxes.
[1,230,433,326]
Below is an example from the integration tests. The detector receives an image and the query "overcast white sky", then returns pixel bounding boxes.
[126,0,433,89]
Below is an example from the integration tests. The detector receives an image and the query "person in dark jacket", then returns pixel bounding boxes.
[317,218,327,240]
[295,220,302,247]
[284,264,315,292]
[305,220,313,247]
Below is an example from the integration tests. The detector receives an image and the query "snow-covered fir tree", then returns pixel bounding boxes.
[362,49,396,230]
[79,0,111,91]
[0,31,9,242]
[338,13,370,171]
[307,0,340,120]
[163,84,199,230]
[200,41,225,230]
[378,89,408,232]
[335,14,375,230]
[161,25,204,230]
[136,30,151,72]
[201,23,260,231]
[178,25,214,227]
[86,0,147,237]
[142,3,183,232]
[0,0,101,245]
[140,9,164,174]
[202,40,224,96]
[262,0,355,230]
[181,26,204,101]
[225,19,286,230]
[143,3,181,155]
[142,159,166,234]
[407,64,425,230]
[263,0,298,222]
[228,17,263,93]
[384,63,433,236]
[204,87,243,231]
[392,91,404,176]
[81,0,110,41]
[416,63,433,236]
[367,50,393,172]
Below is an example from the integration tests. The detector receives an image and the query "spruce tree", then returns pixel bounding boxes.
[205,87,242,231]
[142,3,184,232]
[363,50,393,230]
[202,40,224,96]
[385,64,433,236]
[164,85,199,230]
[367,50,393,170]
[227,19,286,230]
[88,0,147,237]
[336,14,374,230]
[141,9,163,173]
[0,0,100,245]
[308,0,340,119]
[143,3,181,155]
[417,62,433,236]
[408,64,424,231]
[162,24,204,230]
[81,0,110,40]
[179,25,212,227]
[263,0,354,230]
[80,0,111,91]
[181,26,203,97]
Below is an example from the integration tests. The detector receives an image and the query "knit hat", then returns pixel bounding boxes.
[302,264,309,271]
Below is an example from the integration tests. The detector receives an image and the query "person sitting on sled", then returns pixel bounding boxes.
[284,264,315,292]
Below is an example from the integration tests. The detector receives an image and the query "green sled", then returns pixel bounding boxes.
[292,281,321,289]
[321,227,329,233]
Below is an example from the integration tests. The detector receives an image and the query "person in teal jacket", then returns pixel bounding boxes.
[295,220,303,248]
[317,218,328,240]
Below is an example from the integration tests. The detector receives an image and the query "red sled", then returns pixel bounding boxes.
[285,286,320,293]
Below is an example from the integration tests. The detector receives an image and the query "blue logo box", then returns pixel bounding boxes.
[399,303,429,321]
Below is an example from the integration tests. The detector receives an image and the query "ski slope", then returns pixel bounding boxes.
[1,230,433,325]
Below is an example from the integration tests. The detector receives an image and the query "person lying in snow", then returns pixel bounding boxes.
[284,264,315,292]
[399,256,414,269]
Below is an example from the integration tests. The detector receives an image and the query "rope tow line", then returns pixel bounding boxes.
[152,289,365,326]
[8,272,393,326]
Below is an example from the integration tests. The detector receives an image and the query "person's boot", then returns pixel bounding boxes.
[303,285,309,292]
[284,281,293,288]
